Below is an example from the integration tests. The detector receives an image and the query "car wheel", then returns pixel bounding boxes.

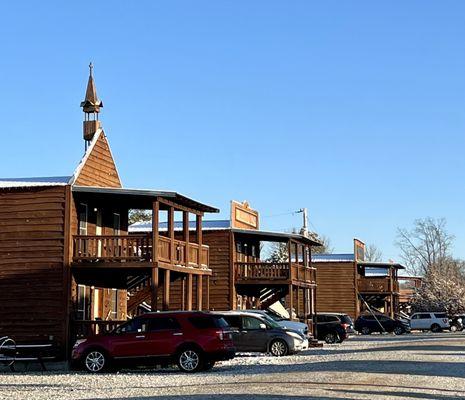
[431,323,441,333]
[393,326,404,335]
[177,348,203,373]
[83,349,108,373]
[450,325,458,333]
[269,339,289,357]
[360,326,371,335]
[324,332,338,344]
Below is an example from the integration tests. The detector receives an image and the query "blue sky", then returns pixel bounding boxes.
[1,2,464,262]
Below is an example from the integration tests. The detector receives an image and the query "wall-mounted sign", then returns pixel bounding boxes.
[354,238,365,261]
[231,200,259,230]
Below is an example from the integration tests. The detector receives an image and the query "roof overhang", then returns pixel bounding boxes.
[358,261,406,270]
[71,185,219,213]
[232,228,322,246]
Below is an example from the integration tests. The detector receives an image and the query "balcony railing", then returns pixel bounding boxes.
[72,234,209,269]
[358,277,399,293]
[235,262,316,284]
[72,320,126,339]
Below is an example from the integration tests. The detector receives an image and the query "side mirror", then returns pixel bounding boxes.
[259,323,267,330]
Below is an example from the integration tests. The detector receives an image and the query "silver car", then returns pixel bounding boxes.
[246,309,309,336]
[216,311,308,356]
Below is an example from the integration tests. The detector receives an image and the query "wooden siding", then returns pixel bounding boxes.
[74,132,122,188]
[202,230,232,311]
[0,186,68,355]
[315,261,357,320]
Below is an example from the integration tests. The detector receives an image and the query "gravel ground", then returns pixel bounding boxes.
[2,332,465,400]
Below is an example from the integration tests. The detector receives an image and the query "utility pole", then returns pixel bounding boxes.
[296,208,309,237]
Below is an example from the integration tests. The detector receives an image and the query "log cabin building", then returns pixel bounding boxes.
[130,201,321,330]
[0,65,218,359]
[313,239,404,320]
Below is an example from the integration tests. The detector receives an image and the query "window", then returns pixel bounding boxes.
[326,316,339,322]
[117,318,148,334]
[419,313,432,319]
[77,285,90,320]
[242,316,263,330]
[188,316,228,329]
[316,315,327,323]
[79,204,88,235]
[113,213,121,235]
[222,315,241,329]
[149,317,181,331]
[434,313,447,319]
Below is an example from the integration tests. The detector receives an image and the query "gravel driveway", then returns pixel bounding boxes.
[2,332,465,400]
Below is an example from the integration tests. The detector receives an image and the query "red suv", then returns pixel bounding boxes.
[71,312,235,373]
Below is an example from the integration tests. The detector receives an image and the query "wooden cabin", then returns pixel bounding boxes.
[130,201,321,330]
[398,276,423,312]
[0,66,218,359]
[313,239,404,320]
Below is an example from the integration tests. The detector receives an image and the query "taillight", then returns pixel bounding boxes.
[443,319,448,324]
[342,323,349,331]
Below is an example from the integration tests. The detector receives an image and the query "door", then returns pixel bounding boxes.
[110,318,149,358]
[239,316,268,352]
[145,316,184,357]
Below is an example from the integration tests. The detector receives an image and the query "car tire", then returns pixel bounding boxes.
[269,339,289,357]
[324,332,338,344]
[360,326,371,335]
[450,325,458,333]
[177,347,203,373]
[83,349,109,373]
[393,326,404,335]
[431,323,441,333]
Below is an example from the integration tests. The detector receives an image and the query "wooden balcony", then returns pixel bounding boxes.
[234,262,316,287]
[72,234,210,271]
[358,277,399,293]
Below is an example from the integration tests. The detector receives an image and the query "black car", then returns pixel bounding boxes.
[315,313,354,344]
[216,311,309,356]
[355,314,410,335]
[449,315,465,332]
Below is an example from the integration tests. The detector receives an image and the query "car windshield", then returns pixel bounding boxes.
[258,314,281,329]
[339,315,353,324]
[266,310,285,321]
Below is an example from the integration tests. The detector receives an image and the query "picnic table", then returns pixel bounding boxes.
[0,336,56,371]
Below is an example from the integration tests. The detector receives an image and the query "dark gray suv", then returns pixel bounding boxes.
[215,311,308,356]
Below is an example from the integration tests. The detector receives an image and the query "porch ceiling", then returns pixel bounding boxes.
[232,228,321,246]
[72,185,219,213]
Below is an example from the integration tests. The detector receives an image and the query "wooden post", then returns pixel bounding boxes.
[168,206,175,264]
[303,287,308,324]
[196,214,203,266]
[206,276,210,310]
[197,275,203,310]
[187,274,193,311]
[151,200,160,311]
[296,287,301,319]
[183,211,189,267]
[289,284,294,320]
[151,267,159,311]
[181,277,186,310]
[163,269,170,311]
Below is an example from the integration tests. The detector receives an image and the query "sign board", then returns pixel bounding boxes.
[231,200,259,230]
[354,238,365,261]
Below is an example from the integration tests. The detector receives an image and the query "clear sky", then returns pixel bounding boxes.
[1,2,464,262]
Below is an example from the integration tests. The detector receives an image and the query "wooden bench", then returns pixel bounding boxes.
[0,336,56,371]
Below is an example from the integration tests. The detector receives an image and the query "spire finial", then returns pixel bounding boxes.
[89,62,93,77]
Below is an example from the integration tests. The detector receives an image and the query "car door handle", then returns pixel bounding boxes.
[135,335,145,339]
[172,333,183,336]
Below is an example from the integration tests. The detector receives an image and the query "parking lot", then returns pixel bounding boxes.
[1,332,465,400]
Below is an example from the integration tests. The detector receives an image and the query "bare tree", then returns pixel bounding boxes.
[267,242,289,263]
[396,217,454,276]
[311,234,333,254]
[129,209,151,225]
[364,244,383,262]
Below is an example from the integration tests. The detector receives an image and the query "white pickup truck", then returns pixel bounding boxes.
[409,312,450,332]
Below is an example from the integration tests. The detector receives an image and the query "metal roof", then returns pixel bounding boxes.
[0,176,72,189]
[312,253,355,262]
[72,186,219,213]
[358,261,405,270]
[232,228,322,246]
[130,219,230,233]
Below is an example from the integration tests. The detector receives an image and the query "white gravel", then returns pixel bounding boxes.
[2,332,465,399]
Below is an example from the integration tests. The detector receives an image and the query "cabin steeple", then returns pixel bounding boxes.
[80,63,103,147]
